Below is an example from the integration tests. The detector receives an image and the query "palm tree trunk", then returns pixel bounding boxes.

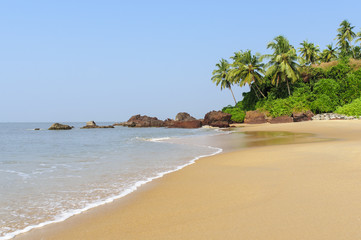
[254,83,266,98]
[251,85,260,99]
[229,86,237,105]
[286,78,291,96]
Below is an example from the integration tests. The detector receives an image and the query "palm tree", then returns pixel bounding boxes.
[211,59,237,105]
[356,30,361,45]
[320,44,338,62]
[352,46,361,59]
[264,35,300,96]
[228,51,266,98]
[298,40,320,64]
[335,20,356,56]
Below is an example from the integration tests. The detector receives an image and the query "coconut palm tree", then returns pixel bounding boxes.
[352,46,361,59]
[211,59,237,105]
[264,35,300,96]
[335,20,356,56]
[356,30,361,45]
[237,50,266,98]
[320,44,338,62]
[298,40,320,64]
[228,51,265,98]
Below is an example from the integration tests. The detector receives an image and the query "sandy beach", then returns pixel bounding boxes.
[16,120,361,240]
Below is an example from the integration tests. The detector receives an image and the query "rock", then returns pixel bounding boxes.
[244,111,268,124]
[203,111,232,127]
[210,121,230,128]
[124,115,165,127]
[86,121,97,127]
[81,121,114,129]
[312,113,360,121]
[48,123,72,130]
[166,119,202,128]
[269,116,293,124]
[34,128,40,130]
[292,111,314,122]
[175,112,196,121]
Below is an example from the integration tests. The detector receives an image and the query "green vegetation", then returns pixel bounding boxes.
[211,20,361,122]
[222,104,246,123]
[335,97,361,117]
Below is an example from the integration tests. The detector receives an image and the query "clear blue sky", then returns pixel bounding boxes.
[1,0,360,122]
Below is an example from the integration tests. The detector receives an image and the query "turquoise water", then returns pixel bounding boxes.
[0,123,222,239]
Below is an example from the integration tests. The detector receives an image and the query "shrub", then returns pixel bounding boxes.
[311,78,340,113]
[335,97,361,116]
[311,94,338,113]
[324,62,351,81]
[222,107,246,123]
[338,70,361,104]
[256,84,313,118]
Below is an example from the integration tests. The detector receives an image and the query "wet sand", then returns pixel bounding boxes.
[16,120,361,239]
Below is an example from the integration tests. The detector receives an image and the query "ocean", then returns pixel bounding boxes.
[0,122,226,239]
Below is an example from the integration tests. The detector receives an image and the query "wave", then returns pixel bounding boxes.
[0,170,30,180]
[134,136,172,142]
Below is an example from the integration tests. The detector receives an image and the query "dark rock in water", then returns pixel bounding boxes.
[86,121,96,127]
[292,111,314,122]
[119,115,165,127]
[81,121,114,129]
[244,110,268,124]
[203,111,232,127]
[48,123,72,130]
[269,116,293,124]
[175,112,196,121]
[166,119,202,128]
[34,128,40,130]
[209,121,230,128]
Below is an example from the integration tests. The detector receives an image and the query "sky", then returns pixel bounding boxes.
[1,0,361,122]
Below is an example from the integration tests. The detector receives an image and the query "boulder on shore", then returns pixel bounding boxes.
[292,111,314,122]
[244,111,268,124]
[202,111,232,128]
[269,116,293,124]
[81,121,114,129]
[175,112,196,121]
[165,119,202,128]
[114,115,165,128]
[164,112,202,128]
[48,123,72,130]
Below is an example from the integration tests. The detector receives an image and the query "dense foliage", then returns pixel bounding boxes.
[212,20,361,121]
[222,105,246,123]
[335,97,361,117]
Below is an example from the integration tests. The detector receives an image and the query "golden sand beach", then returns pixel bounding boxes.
[16,120,361,240]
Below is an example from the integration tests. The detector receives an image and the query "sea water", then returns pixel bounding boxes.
[0,122,225,239]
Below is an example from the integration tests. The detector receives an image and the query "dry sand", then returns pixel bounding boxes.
[16,120,361,240]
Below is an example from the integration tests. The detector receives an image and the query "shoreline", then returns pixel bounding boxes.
[15,120,361,239]
[3,128,225,240]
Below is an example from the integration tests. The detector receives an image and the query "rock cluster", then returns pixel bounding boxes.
[113,111,233,129]
[244,110,314,124]
[312,113,361,120]
[81,121,114,129]
[114,115,165,127]
[48,123,72,130]
[202,111,232,128]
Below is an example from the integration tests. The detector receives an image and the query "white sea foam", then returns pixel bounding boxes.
[134,136,172,142]
[1,142,223,240]
[0,170,30,180]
